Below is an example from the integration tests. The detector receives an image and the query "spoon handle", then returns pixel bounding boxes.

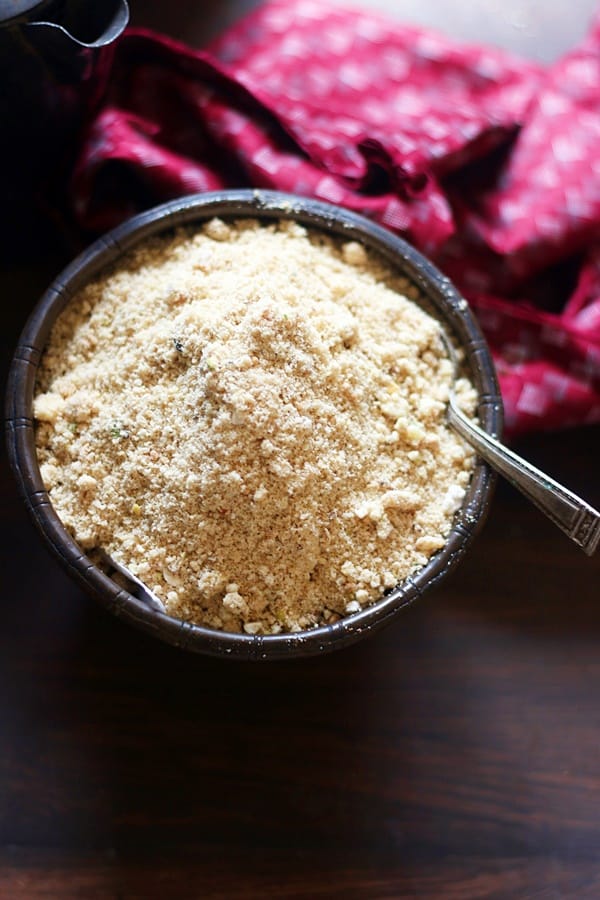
[96,548,167,612]
[447,399,600,555]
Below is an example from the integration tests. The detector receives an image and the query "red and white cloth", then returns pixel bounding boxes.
[71,0,600,437]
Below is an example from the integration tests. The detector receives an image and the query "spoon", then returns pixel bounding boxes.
[440,330,600,556]
[96,548,167,612]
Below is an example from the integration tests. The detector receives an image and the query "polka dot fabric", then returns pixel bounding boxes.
[71,0,600,437]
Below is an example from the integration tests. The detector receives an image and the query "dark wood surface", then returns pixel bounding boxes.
[2,2,599,897]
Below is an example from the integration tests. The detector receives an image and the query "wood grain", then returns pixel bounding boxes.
[1,2,599,897]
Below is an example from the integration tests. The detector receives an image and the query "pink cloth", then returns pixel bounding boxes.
[71,0,600,437]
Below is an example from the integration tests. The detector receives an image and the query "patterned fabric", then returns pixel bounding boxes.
[71,0,600,437]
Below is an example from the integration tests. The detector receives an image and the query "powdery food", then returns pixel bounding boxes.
[35,218,476,634]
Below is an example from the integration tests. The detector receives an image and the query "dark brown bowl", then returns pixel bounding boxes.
[5,190,502,659]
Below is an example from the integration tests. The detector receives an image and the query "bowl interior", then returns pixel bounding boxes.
[6,189,502,659]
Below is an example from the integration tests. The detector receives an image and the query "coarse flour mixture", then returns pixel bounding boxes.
[35,217,476,634]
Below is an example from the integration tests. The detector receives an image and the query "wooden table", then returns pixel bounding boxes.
[1,2,599,897]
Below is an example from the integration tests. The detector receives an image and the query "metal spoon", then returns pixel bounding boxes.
[96,548,167,612]
[440,331,600,556]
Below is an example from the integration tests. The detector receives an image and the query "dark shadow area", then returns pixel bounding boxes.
[129,0,260,47]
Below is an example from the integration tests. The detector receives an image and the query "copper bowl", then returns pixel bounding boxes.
[5,190,502,659]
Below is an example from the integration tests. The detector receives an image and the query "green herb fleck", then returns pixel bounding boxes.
[110,422,129,441]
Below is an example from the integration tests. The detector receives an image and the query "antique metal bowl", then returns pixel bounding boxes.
[5,190,502,659]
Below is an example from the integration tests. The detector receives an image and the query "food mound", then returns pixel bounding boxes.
[35,217,476,634]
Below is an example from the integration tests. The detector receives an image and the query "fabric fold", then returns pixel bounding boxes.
[70,1,600,437]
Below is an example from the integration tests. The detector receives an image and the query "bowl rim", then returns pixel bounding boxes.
[5,189,502,659]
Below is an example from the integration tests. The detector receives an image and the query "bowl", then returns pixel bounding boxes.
[5,190,502,659]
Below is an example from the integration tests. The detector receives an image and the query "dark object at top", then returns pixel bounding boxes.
[0,0,129,46]
[0,0,129,145]
[0,0,129,255]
